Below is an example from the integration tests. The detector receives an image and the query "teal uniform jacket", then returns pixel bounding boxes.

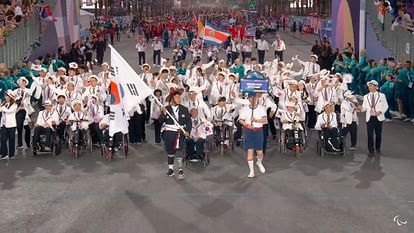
[396,68,412,91]
[0,80,8,101]
[177,67,186,76]
[230,65,245,79]
[332,59,345,74]
[359,55,368,70]
[362,65,373,82]
[370,65,387,83]
[380,80,395,94]
[52,59,66,72]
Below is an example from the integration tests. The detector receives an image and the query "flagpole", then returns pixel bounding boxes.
[200,19,206,59]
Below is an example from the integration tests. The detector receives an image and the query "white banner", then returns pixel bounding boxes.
[109,45,153,114]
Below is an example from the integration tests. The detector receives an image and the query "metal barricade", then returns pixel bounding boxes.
[0,0,56,67]
[366,0,414,61]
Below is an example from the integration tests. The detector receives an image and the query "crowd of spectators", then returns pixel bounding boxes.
[0,0,38,46]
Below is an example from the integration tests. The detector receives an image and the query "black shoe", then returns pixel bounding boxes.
[368,152,374,157]
[165,169,174,177]
[177,169,185,180]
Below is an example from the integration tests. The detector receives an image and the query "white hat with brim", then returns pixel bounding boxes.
[142,63,151,69]
[58,67,67,72]
[5,90,16,100]
[101,62,109,67]
[188,86,201,93]
[343,90,354,99]
[169,66,177,71]
[286,102,296,108]
[367,80,379,86]
[88,75,99,81]
[43,100,53,106]
[17,77,29,85]
[217,72,227,78]
[71,100,83,109]
[323,102,334,110]
[287,80,298,85]
[160,67,170,74]
[228,73,238,79]
[311,54,318,60]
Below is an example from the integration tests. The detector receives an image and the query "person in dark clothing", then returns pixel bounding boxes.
[311,40,321,57]
[95,37,106,66]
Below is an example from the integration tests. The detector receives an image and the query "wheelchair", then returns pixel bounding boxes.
[32,126,61,156]
[100,128,129,161]
[279,121,306,158]
[184,137,210,168]
[213,119,235,156]
[67,122,92,158]
[316,128,346,157]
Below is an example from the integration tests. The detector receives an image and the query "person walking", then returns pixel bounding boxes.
[159,89,192,180]
[151,37,163,67]
[361,80,389,157]
[0,90,18,160]
[272,35,286,61]
[136,37,146,66]
[254,37,269,64]
[238,93,267,178]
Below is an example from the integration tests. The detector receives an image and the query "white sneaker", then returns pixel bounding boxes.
[403,118,412,122]
[248,172,255,178]
[402,113,408,118]
[411,118,414,123]
[384,119,393,123]
[256,161,266,174]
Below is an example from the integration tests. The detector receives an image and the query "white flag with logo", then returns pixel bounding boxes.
[109,45,153,113]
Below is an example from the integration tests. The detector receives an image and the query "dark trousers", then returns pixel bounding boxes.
[97,52,104,66]
[322,128,340,150]
[33,127,52,147]
[154,119,162,143]
[306,105,317,128]
[57,122,66,142]
[263,124,269,154]
[129,112,146,143]
[145,98,151,122]
[268,116,277,137]
[242,52,251,63]
[138,52,145,65]
[231,51,239,64]
[367,117,382,153]
[275,50,284,61]
[186,138,205,159]
[1,127,16,157]
[342,122,357,147]
[15,109,26,147]
[153,50,161,65]
[258,50,265,64]
[89,122,103,144]
[24,125,31,147]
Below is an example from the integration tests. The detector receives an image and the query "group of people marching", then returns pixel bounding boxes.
[134,49,388,180]
[0,34,389,181]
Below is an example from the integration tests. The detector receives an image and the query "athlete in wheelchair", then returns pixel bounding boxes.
[280,101,306,156]
[99,114,128,160]
[33,100,60,155]
[185,108,209,165]
[67,100,91,157]
[315,102,344,156]
[211,97,235,153]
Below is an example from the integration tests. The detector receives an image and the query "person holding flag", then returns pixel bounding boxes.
[159,89,192,180]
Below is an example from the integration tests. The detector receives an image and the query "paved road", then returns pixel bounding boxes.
[0,32,414,233]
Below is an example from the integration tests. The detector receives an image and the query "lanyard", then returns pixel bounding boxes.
[368,93,380,109]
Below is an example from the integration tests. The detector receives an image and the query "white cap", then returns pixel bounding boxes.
[43,100,53,106]
[17,77,28,85]
[367,80,379,86]
[71,100,83,109]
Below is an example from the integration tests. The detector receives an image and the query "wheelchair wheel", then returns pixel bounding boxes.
[279,131,286,154]
[102,145,111,161]
[123,134,129,157]
[85,130,93,153]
